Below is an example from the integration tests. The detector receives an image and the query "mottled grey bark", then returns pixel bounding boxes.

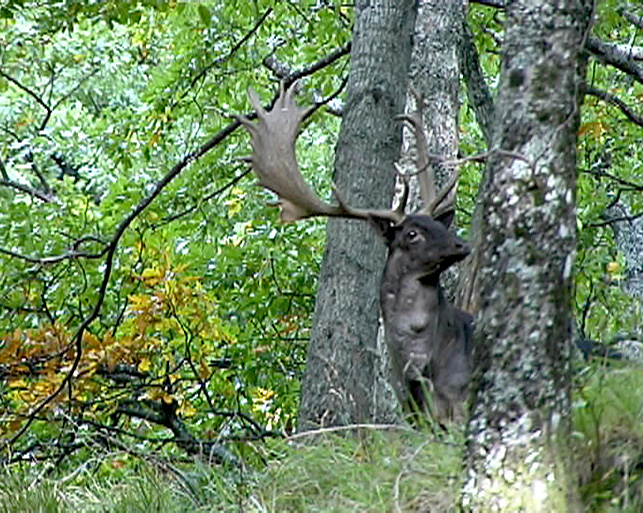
[461,0,593,510]
[402,0,463,208]
[297,0,417,430]
[396,0,464,308]
[606,203,643,302]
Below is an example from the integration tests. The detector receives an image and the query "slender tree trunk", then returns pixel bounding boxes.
[461,1,593,510]
[454,13,495,313]
[401,0,463,214]
[297,0,417,431]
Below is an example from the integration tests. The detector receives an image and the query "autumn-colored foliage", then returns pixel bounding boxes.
[1,249,235,438]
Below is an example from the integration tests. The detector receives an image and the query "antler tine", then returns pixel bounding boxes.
[396,85,460,220]
[237,82,404,225]
[392,163,410,218]
[395,87,436,213]
[427,168,459,218]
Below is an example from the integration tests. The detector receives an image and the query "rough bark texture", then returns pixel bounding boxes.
[606,203,643,302]
[398,0,464,306]
[297,0,417,431]
[461,1,593,511]
[402,0,463,208]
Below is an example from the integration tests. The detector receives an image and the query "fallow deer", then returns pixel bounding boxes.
[236,83,473,423]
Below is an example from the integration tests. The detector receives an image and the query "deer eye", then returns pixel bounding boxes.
[407,229,418,241]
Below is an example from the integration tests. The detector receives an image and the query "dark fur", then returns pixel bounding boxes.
[373,213,473,423]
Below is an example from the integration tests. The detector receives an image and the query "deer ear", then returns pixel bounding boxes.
[434,208,455,229]
[368,215,397,245]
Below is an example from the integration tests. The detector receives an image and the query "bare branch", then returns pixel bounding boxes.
[24,150,52,194]
[585,85,643,128]
[0,179,53,202]
[263,54,293,79]
[580,167,643,192]
[0,157,8,181]
[189,7,273,90]
[586,36,643,84]
[158,167,251,226]
[0,68,50,112]
[288,42,351,83]
[45,68,99,130]
[586,210,643,228]
[469,0,506,7]
[264,41,352,84]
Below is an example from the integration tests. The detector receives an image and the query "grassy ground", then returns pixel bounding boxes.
[3,362,643,512]
[0,427,462,512]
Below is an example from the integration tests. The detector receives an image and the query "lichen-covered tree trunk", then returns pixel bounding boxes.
[401,0,463,213]
[461,1,593,511]
[297,0,417,431]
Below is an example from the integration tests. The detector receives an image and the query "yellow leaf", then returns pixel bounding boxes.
[138,358,152,372]
[198,358,210,380]
[578,121,607,139]
[226,197,242,217]
[178,402,197,417]
[8,378,26,389]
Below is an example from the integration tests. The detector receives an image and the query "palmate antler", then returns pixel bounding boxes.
[236,82,458,225]
[236,83,405,224]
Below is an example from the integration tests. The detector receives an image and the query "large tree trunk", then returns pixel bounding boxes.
[461,0,593,510]
[297,0,417,431]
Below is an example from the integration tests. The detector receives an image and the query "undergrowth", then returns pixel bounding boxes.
[574,361,643,512]
[0,428,462,513]
[3,361,643,512]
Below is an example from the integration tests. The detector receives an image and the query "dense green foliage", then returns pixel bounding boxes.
[0,0,349,453]
[1,0,642,509]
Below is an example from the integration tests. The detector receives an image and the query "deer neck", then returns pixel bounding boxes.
[381,272,447,331]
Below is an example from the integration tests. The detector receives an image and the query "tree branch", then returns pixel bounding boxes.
[586,35,643,85]
[469,0,506,7]
[0,179,54,202]
[584,85,643,128]
[116,400,239,465]
[586,209,643,228]
[0,157,8,181]
[580,166,643,192]
[619,4,643,30]
[44,68,99,131]
[189,7,273,91]
[458,19,495,146]
[289,41,351,83]
[0,69,50,113]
